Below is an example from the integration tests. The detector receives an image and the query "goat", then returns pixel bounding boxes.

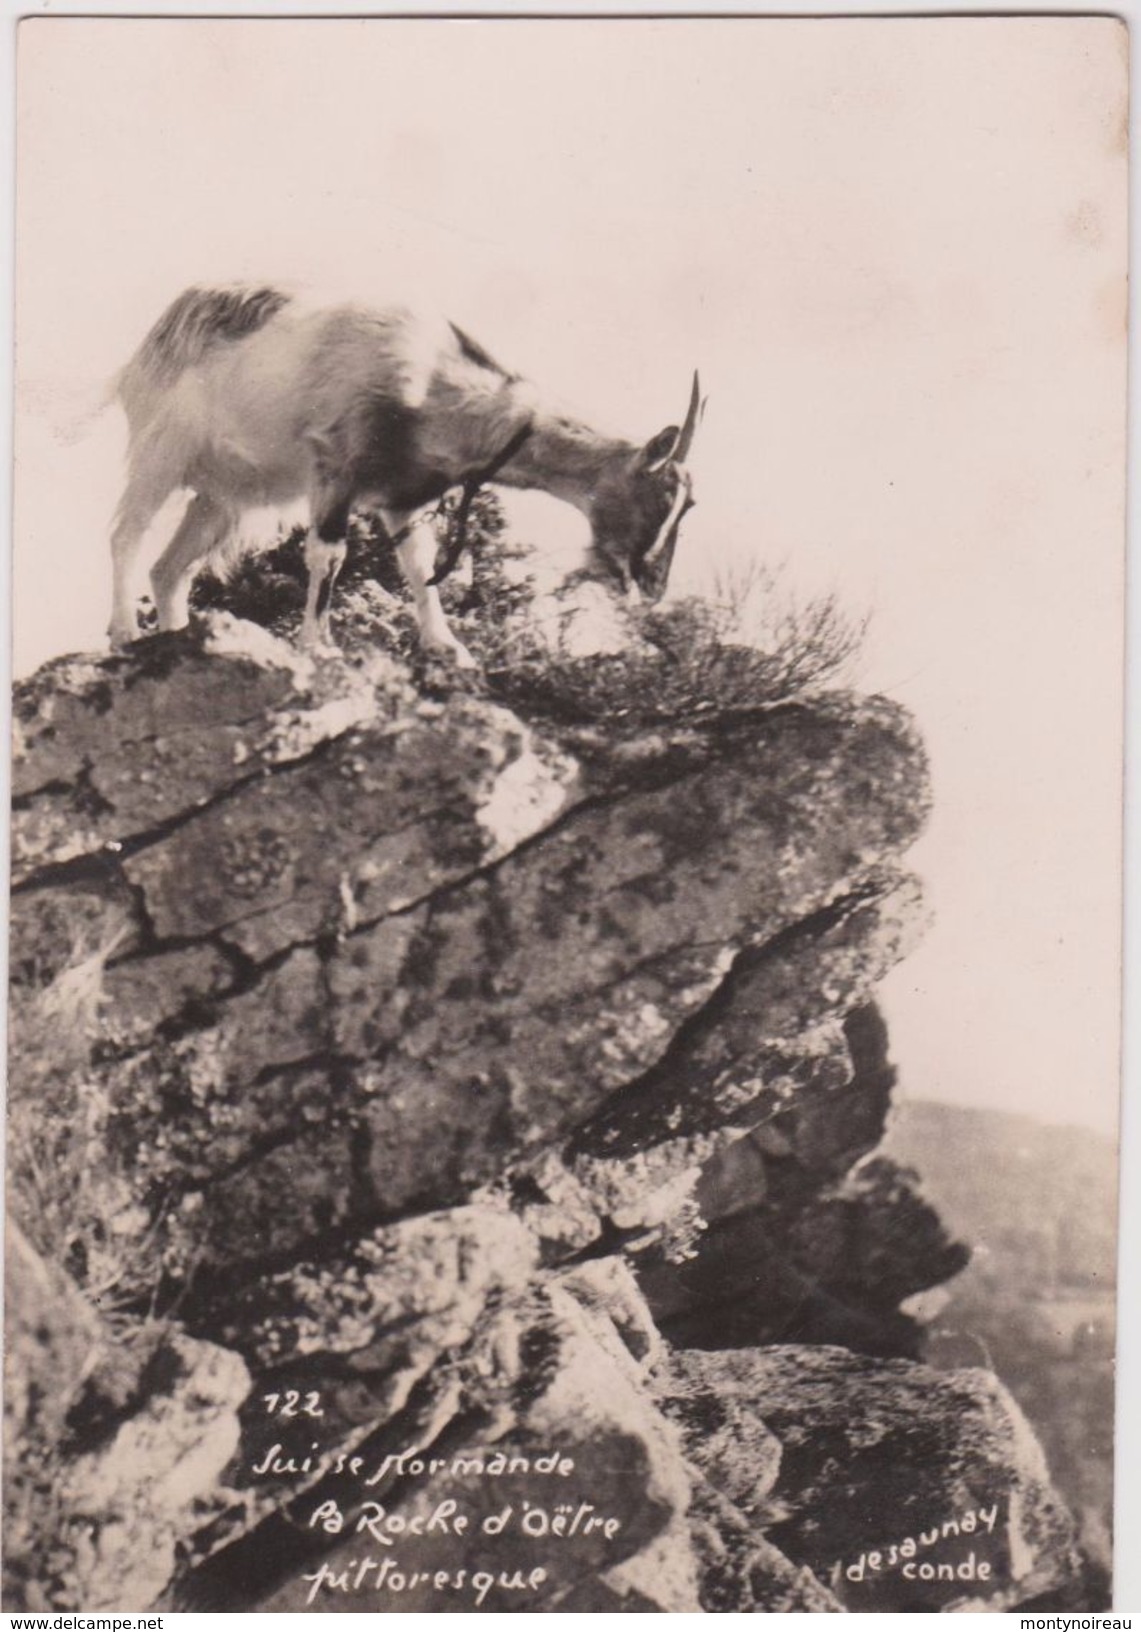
[109,285,703,666]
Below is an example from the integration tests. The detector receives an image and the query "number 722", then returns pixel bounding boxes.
[262,1390,324,1418]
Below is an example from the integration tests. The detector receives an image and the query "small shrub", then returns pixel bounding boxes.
[708,557,869,691]
[483,581,867,731]
[190,497,866,730]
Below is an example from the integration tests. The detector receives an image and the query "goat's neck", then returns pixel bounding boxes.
[494,398,633,515]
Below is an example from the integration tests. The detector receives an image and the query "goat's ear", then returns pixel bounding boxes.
[640,425,680,472]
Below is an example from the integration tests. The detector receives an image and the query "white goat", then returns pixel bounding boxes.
[110,285,702,665]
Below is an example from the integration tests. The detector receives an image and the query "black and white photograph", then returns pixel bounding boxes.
[4,13,1128,1613]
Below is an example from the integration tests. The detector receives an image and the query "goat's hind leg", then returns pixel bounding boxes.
[109,467,177,646]
[110,521,147,646]
[150,493,233,632]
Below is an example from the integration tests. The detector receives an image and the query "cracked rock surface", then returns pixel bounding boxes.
[6,616,1084,1610]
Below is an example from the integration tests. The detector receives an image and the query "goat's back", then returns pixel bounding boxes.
[113,287,516,512]
[115,285,290,418]
[118,287,468,424]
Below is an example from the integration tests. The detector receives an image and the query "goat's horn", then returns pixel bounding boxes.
[673,371,702,462]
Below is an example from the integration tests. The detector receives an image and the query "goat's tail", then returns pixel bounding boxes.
[115,285,292,413]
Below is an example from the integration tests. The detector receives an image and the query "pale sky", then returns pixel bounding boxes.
[12,16,1128,1134]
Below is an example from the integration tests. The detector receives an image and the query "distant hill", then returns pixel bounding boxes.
[882,1100,1117,1573]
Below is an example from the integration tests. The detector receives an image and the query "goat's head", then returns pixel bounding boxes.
[589,373,704,604]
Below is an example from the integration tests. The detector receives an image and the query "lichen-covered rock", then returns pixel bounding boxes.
[633,1000,968,1358]
[13,623,340,879]
[640,1158,967,1359]
[784,1154,971,1311]
[179,1283,700,1613]
[666,1346,1080,1612]
[555,1258,663,1366]
[120,689,576,963]
[3,1224,104,1609]
[654,1349,784,1521]
[686,1476,846,1612]
[4,1222,100,1450]
[7,622,1086,1613]
[10,625,932,1286]
[60,1334,250,1610]
[569,879,927,1167]
[225,1208,539,1449]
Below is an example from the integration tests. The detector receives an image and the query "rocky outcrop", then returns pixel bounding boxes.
[657,1347,1079,1612]
[6,614,1087,1610]
[637,1007,971,1357]
[4,1223,103,1610]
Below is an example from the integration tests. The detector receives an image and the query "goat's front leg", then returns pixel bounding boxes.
[301,534,347,649]
[300,484,352,650]
[386,510,476,669]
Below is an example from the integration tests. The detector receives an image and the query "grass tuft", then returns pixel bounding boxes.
[190,497,867,733]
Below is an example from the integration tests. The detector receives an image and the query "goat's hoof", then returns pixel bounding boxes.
[428,641,478,670]
[298,627,341,657]
[108,625,140,650]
